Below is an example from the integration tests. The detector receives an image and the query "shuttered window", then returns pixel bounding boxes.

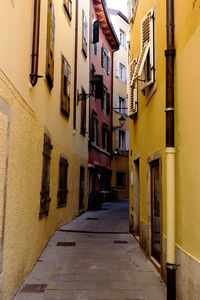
[80,88,86,135]
[102,123,110,152]
[101,46,110,74]
[39,133,52,219]
[46,0,55,90]
[82,10,87,58]
[63,0,72,20]
[57,157,68,207]
[132,9,155,90]
[128,59,138,116]
[93,20,99,44]
[92,111,99,146]
[61,55,71,117]
[106,93,110,114]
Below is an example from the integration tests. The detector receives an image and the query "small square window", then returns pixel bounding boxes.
[116,171,125,189]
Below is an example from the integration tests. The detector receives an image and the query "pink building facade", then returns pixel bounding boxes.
[88,0,119,207]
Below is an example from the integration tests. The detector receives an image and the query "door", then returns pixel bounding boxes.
[151,160,161,263]
[133,159,140,238]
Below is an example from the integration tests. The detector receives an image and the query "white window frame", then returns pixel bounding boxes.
[119,63,127,83]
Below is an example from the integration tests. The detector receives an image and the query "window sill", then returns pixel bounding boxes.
[90,142,111,157]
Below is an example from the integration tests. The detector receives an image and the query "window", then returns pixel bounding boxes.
[131,9,155,94]
[119,63,126,82]
[106,92,110,114]
[120,29,126,48]
[92,19,99,44]
[101,46,110,75]
[61,55,71,117]
[94,43,98,55]
[82,10,88,58]
[46,0,55,90]
[115,95,127,115]
[101,89,110,114]
[92,18,99,54]
[63,0,72,20]
[80,88,86,135]
[116,171,125,188]
[116,61,126,82]
[57,157,68,207]
[92,111,99,145]
[116,129,129,151]
[39,133,52,219]
[102,123,110,152]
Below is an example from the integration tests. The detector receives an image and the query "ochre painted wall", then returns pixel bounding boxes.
[129,0,167,232]
[175,0,200,261]
[129,0,200,269]
[0,0,90,298]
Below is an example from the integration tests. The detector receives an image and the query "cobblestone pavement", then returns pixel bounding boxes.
[14,200,166,300]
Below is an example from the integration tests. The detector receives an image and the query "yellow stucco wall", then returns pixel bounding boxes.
[0,0,90,298]
[175,0,200,261]
[129,0,167,231]
[129,0,200,265]
[111,12,130,199]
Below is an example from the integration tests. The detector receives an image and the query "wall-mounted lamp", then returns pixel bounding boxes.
[112,115,126,131]
[77,74,104,104]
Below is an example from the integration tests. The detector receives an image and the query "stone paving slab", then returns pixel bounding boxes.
[14,200,166,300]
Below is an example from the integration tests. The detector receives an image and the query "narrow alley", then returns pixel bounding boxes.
[15,200,166,300]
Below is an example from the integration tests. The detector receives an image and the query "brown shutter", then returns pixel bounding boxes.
[46,0,55,90]
[57,157,68,207]
[82,10,87,57]
[81,89,86,135]
[39,133,52,219]
[128,59,138,116]
[61,55,70,116]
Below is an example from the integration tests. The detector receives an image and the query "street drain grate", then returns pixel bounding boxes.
[86,217,99,220]
[21,284,47,293]
[57,242,76,246]
[114,240,128,244]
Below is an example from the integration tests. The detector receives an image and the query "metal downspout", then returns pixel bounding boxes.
[73,0,78,130]
[165,0,176,299]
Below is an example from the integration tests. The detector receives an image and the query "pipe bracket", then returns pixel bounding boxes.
[165,107,174,112]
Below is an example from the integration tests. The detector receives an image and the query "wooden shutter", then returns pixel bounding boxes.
[81,89,86,135]
[140,9,155,89]
[39,133,52,219]
[131,43,150,85]
[107,129,110,152]
[116,129,119,149]
[101,46,104,68]
[46,0,55,90]
[93,20,99,44]
[128,59,138,116]
[115,60,119,77]
[126,131,129,151]
[102,125,105,149]
[57,157,68,207]
[82,10,87,57]
[106,93,110,114]
[115,94,119,112]
[107,56,110,75]
[61,55,70,116]
[96,119,99,145]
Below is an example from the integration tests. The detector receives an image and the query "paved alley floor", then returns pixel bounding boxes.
[14,200,166,300]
